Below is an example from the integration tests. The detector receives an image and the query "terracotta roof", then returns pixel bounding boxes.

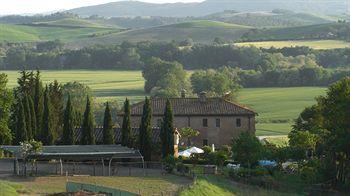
[122,98,255,116]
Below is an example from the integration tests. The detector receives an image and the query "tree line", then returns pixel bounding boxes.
[1,41,350,89]
[0,70,176,161]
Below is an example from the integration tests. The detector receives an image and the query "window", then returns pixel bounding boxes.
[203,119,208,127]
[236,118,242,127]
[216,118,221,127]
[203,139,208,146]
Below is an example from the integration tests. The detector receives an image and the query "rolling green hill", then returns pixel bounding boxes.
[0,23,121,43]
[33,18,112,28]
[70,20,252,47]
[203,10,333,28]
[241,22,350,41]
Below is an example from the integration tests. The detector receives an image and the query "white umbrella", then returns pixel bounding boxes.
[178,150,192,157]
[187,147,204,154]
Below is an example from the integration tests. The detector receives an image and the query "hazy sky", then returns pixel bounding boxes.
[0,0,204,15]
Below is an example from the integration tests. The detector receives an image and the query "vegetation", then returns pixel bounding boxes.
[232,132,263,168]
[62,95,75,145]
[236,40,350,50]
[102,102,114,144]
[81,97,95,145]
[121,98,132,147]
[139,97,152,161]
[161,99,175,158]
[2,175,191,195]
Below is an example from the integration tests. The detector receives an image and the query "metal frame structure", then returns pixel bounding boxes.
[0,145,144,176]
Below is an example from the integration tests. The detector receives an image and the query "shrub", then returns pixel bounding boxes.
[207,151,228,166]
[162,155,177,173]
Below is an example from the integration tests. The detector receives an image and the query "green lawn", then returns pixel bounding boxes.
[0,180,23,196]
[180,175,294,196]
[235,40,350,50]
[3,175,190,195]
[1,70,326,136]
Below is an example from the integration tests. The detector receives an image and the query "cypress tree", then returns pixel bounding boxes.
[62,94,75,145]
[161,99,175,158]
[28,96,37,139]
[34,70,44,140]
[23,94,32,140]
[121,98,131,147]
[139,97,152,161]
[102,102,114,145]
[14,100,27,144]
[81,96,95,145]
[42,86,54,145]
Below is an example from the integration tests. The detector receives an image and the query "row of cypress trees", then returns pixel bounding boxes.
[12,70,176,160]
[138,97,175,161]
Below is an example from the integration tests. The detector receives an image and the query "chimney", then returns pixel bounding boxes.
[199,91,207,102]
[181,89,186,98]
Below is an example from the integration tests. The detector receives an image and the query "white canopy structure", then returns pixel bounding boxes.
[178,150,191,157]
[187,147,204,154]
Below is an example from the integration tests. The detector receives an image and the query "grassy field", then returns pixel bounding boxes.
[1,70,326,136]
[71,20,252,47]
[0,23,120,43]
[180,175,293,196]
[0,180,23,196]
[235,40,350,50]
[1,175,191,195]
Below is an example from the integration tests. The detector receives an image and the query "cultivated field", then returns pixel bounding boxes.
[0,23,120,43]
[1,70,326,136]
[235,40,350,50]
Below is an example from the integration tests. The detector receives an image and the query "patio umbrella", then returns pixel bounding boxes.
[187,147,204,154]
[178,150,192,157]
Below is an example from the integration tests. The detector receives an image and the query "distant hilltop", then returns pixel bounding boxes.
[68,0,350,17]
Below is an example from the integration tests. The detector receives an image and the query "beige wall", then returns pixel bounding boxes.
[119,115,256,148]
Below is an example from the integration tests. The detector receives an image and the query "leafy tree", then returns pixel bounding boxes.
[139,97,152,161]
[62,94,75,145]
[62,82,92,125]
[42,86,54,145]
[0,74,13,145]
[161,99,175,158]
[121,98,132,147]
[102,102,114,145]
[142,57,189,96]
[81,96,95,145]
[179,127,199,147]
[232,132,263,168]
[191,67,241,98]
[288,131,318,159]
[316,77,350,183]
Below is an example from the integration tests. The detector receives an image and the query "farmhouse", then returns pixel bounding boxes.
[118,92,256,147]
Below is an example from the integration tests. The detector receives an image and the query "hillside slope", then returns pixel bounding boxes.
[241,22,350,41]
[70,20,252,47]
[202,10,333,27]
[69,0,349,17]
[0,23,120,43]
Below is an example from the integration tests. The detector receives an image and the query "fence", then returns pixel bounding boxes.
[66,181,139,196]
[18,161,164,177]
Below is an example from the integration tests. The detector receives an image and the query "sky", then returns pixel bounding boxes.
[0,0,205,15]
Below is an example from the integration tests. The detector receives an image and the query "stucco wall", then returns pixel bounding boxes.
[119,115,256,148]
